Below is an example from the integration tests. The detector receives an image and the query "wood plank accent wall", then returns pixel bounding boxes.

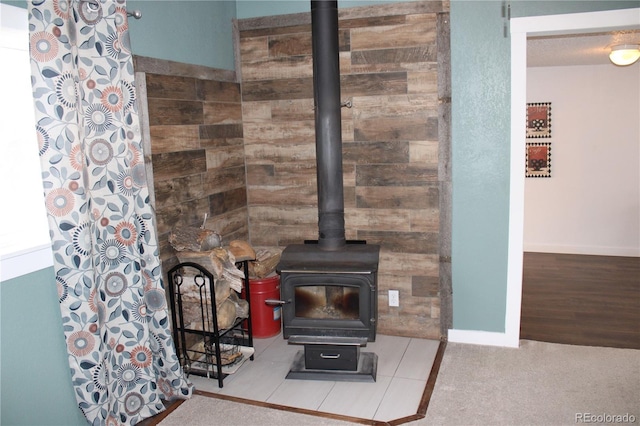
[238,1,450,339]
[133,57,248,270]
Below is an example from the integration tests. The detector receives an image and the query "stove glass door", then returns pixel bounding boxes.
[294,285,360,320]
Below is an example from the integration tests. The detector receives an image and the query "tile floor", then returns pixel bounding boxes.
[187,333,440,422]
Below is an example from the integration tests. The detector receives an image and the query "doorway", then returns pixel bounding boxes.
[506,8,640,347]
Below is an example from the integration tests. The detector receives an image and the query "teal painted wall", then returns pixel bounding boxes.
[236,0,309,18]
[450,0,511,332]
[0,1,24,8]
[127,0,237,70]
[449,0,639,332]
[1,268,86,425]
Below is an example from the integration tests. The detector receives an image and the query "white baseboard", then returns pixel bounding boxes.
[448,329,520,348]
[523,244,639,257]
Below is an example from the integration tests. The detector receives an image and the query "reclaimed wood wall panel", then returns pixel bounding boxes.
[155,197,211,236]
[248,185,318,207]
[240,36,269,58]
[240,23,310,39]
[197,80,241,103]
[410,208,440,232]
[355,185,437,209]
[209,209,250,242]
[410,140,439,164]
[203,102,243,125]
[145,74,199,100]
[149,125,200,154]
[241,77,313,102]
[356,164,438,186]
[199,125,244,149]
[408,70,438,93]
[350,46,437,65]
[341,72,407,97]
[247,162,317,186]
[205,145,245,169]
[151,150,207,181]
[141,70,247,269]
[349,13,437,50]
[210,187,247,215]
[202,166,246,193]
[243,121,315,145]
[154,175,204,207]
[147,99,203,126]
[339,14,405,30]
[241,55,314,81]
[271,99,315,121]
[239,1,449,339]
[412,275,440,297]
[345,208,413,231]
[343,140,410,164]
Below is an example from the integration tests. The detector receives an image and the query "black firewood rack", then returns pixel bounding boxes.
[167,260,253,388]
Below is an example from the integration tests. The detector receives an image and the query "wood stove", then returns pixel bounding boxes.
[278,243,379,342]
[276,243,379,381]
[274,0,380,382]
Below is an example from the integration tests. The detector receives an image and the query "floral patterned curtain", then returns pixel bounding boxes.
[28,0,192,424]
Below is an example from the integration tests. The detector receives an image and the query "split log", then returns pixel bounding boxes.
[175,250,225,279]
[228,240,256,262]
[169,227,222,252]
[216,297,237,329]
[177,270,231,308]
[249,249,282,279]
[212,247,245,292]
[228,291,249,319]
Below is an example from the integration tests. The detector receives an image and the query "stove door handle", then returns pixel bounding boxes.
[264,299,290,306]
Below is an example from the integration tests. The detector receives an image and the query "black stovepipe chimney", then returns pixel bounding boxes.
[311,0,346,251]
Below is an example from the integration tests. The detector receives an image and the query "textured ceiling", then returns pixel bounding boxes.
[528,30,640,67]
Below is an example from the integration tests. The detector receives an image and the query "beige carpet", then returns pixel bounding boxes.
[158,340,639,425]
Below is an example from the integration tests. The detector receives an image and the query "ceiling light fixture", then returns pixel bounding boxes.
[609,44,640,66]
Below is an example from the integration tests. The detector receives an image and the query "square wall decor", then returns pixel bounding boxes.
[526,102,551,138]
[526,142,552,178]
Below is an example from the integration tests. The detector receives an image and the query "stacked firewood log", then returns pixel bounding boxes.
[169,227,255,330]
[168,226,284,331]
[248,248,282,279]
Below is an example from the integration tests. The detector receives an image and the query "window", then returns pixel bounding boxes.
[0,4,53,281]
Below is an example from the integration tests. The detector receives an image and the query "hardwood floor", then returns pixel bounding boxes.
[520,252,640,349]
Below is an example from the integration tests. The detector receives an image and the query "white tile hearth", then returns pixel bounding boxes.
[187,333,440,422]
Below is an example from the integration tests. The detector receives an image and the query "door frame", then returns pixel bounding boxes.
[506,8,640,347]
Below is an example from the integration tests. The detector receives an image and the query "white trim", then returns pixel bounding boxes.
[509,8,640,36]
[506,26,527,351]
[448,329,519,348]
[506,8,640,347]
[0,244,54,282]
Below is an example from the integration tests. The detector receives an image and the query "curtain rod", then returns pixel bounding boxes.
[127,10,142,20]
[86,0,142,20]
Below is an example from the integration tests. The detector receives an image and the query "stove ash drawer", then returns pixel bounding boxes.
[304,344,360,371]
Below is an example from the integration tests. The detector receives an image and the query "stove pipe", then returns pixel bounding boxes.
[311,0,346,251]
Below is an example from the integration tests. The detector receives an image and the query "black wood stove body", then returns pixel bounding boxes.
[277,242,379,381]
[274,0,380,382]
